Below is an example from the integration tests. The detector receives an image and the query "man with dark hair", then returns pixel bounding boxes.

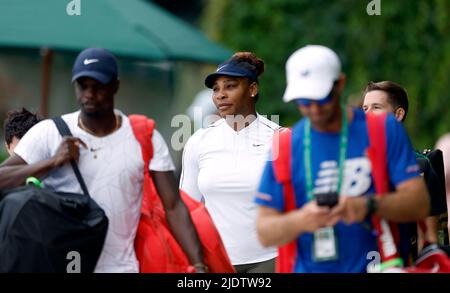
[362,81,448,249]
[362,81,409,122]
[0,48,205,273]
[3,107,41,156]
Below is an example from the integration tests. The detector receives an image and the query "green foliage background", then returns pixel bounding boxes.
[201,0,450,149]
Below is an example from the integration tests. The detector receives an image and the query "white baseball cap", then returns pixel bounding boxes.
[282,45,341,103]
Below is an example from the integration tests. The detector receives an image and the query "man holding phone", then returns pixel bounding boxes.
[255,45,429,272]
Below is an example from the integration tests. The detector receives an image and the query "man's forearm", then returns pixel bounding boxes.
[377,179,429,222]
[0,159,56,189]
[165,200,204,265]
[152,171,204,268]
[257,209,305,247]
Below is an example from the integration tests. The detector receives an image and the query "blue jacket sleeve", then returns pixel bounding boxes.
[385,114,420,186]
[255,158,285,211]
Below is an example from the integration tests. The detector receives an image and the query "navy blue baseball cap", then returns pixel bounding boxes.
[205,61,257,88]
[72,48,118,84]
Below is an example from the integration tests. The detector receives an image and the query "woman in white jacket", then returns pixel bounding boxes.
[180,52,279,273]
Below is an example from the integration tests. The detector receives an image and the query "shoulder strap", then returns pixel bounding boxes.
[129,114,158,214]
[366,113,390,194]
[366,113,404,270]
[272,128,297,273]
[52,117,90,197]
[273,128,292,183]
[129,114,155,174]
[273,128,296,211]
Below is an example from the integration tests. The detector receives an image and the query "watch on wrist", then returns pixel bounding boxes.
[366,196,378,217]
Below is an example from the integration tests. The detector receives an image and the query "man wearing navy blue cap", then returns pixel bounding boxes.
[0,48,205,273]
[72,47,119,84]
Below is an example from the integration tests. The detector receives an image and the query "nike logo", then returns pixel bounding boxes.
[252,143,264,147]
[83,58,99,65]
[300,70,310,77]
[216,65,227,72]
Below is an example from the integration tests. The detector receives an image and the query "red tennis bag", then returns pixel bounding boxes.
[130,115,235,273]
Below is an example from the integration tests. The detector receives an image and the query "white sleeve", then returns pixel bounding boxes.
[149,129,175,172]
[179,132,203,201]
[14,119,56,164]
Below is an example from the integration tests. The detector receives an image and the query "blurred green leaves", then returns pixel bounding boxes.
[201,0,450,148]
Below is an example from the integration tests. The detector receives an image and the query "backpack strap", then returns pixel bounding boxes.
[52,117,90,197]
[366,113,404,270]
[272,128,297,273]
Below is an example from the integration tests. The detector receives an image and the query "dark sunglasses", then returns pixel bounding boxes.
[295,93,334,107]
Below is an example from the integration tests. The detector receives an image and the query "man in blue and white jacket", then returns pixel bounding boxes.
[255,45,429,273]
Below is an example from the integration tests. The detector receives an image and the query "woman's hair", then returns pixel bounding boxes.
[230,52,265,101]
[230,52,265,78]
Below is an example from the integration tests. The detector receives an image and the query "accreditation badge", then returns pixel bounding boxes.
[312,227,338,262]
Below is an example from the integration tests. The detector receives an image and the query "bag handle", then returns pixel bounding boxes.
[52,117,90,197]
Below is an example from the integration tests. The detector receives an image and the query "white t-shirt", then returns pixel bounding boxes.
[14,110,175,273]
[180,114,279,265]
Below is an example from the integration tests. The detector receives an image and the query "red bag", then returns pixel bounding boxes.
[272,128,297,273]
[129,115,235,273]
[366,112,450,273]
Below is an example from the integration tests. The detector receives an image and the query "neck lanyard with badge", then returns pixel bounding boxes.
[303,106,348,262]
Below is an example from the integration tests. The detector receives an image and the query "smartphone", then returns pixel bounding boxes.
[315,192,338,208]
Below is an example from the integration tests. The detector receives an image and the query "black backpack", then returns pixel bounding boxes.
[415,149,447,216]
[0,117,108,272]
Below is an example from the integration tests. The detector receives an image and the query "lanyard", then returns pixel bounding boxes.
[303,107,348,201]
